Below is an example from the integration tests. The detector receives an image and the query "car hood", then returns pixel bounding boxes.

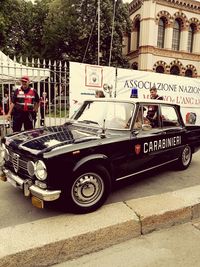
[5,124,101,155]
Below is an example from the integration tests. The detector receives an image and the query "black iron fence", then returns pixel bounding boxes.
[0,53,70,137]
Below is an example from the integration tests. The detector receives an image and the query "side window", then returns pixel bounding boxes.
[106,103,134,129]
[144,104,160,128]
[133,107,143,130]
[161,106,180,127]
[133,105,152,130]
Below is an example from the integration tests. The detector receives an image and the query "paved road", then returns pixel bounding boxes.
[0,152,200,229]
[54,220,200,267]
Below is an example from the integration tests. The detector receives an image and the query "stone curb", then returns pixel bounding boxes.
[1,185,200,267]
[0,202,140,267]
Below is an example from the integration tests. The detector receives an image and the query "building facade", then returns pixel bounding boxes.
[123,0,200,78]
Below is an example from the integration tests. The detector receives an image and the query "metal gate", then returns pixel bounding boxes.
[0,53,69,137]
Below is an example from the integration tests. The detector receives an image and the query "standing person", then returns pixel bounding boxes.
[146,87,163,127]
[149,86,163,101]
[6,75,39,132]
[2,93,9,114]
[40,92,48,126]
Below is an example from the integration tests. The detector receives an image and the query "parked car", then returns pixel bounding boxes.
[0,99,200,213]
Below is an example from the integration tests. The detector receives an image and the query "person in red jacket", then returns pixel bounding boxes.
[7,75,39,132]
[40,92,48,126]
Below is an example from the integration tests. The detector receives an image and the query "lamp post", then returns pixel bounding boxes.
[97,0,100,65]
[109,0,117,67]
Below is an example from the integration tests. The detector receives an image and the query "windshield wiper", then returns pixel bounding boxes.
[77,120,99,126]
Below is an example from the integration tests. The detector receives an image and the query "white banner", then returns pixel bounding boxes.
[69,62,200,124]
[116,68,200,124]
[69,62,116,116]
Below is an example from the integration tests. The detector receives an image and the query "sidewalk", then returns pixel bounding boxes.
[54,220,200,267]
[1,184,200,267]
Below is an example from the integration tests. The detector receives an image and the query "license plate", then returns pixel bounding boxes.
[0,174,7,182]
[31,196,44,209]
[7,176,17,187]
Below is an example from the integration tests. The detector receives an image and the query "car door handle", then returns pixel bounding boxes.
[153,131,166,135]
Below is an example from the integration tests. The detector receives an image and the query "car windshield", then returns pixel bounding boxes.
[72,101,134,130]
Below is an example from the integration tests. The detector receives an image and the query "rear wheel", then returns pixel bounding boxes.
[63,165,111,213]
[176,145,192,170]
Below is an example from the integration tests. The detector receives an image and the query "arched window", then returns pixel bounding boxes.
[172,19,181,50]
[187,24,195,52]
[128,32,131,53]
[185,69,193,77]
[156,66,164,73]
[135,20,140,49]
[157,18,165,48]
[170,65,180,75]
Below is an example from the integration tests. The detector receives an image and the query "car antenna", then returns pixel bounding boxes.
[100,119,106,138]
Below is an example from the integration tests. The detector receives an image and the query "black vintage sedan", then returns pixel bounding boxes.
[0,99,200,213]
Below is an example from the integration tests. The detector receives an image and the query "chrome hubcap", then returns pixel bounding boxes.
[72,173,104,207]
[182,146,191,166]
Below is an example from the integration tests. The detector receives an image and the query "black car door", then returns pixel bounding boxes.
[114,103,184,181]
[159,104,186,161]
[113,104,167,181]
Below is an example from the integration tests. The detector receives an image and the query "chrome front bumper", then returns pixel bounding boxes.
[2,168,61,201]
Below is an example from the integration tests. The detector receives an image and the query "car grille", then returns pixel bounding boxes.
[5,147,33,180]
[12,152,20,172]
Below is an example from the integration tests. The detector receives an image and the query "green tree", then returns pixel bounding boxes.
[0,0,21,54]
[42,0,131,67]
[42,0,85,61]
[0,0,51,59]
[24,0,52,58]
[0,0,131,68]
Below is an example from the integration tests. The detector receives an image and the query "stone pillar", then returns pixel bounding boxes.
[164,26,173,49]
[193,31,200,53]
[139,53,153,71]
[180,28,188,52]
[140,0,157,46]
[140,18,157,46]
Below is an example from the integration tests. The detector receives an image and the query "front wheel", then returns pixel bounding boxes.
[63,165,111,213]
[176,145,192,170]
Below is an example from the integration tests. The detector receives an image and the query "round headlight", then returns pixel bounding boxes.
[27,161,35,176]
[35,160,47,181]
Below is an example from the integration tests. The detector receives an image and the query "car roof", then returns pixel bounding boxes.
[84,98,178,106]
